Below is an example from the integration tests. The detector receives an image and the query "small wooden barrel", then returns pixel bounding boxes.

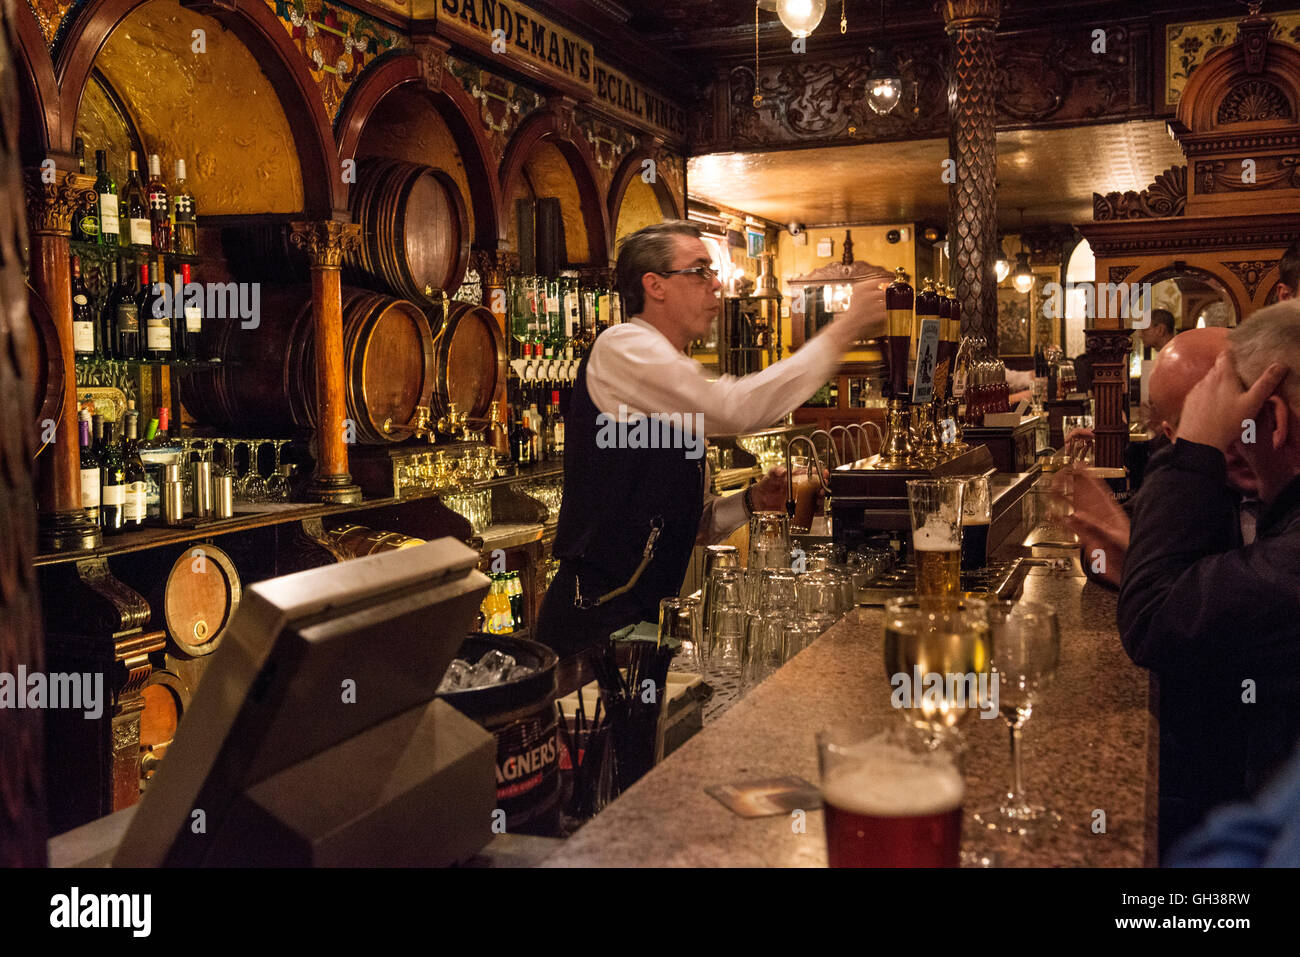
[327,524,426,559]
[24,285,65,458]
[140,669,189,772]
[434,301,506,421]
[184,286,436,444]
[347,159,470,305]
[162,544,242,657]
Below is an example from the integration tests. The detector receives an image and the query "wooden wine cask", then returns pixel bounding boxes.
[327,524,426,559]
[434,301,506,422]
[184,286,437,444]
[24,285,65,458]
[139,669,189,776]
[346,159,470,305]
[161,543,242,657]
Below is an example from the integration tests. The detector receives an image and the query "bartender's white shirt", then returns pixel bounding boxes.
[585,317,844,544]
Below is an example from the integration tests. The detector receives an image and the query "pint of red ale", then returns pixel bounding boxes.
[817,727,963,867]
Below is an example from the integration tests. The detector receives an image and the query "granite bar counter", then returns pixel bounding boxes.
[540,561,1154,868]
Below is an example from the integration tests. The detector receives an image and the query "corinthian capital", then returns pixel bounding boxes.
[289,220,362,268]
[938,0,1001,32]
[24,170,95,235]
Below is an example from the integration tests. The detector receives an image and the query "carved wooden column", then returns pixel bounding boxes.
[24,169,102,552]
[475,248,517,454]
[942,0,1001,345]
[1084,329,1133,469]
[291,220,363,504]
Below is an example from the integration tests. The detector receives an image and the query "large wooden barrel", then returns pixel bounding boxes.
[435,301,506,421]
[346,159,470,306]
[161,544,242,657]
[24,285,65,458]
[327,524,426,558]
[184,286,437,444]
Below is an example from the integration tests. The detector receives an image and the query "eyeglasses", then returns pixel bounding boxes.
[656,265,718,282]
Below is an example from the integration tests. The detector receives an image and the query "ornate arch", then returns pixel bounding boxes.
[1176,39,1300,134]
[607,146,681,230]
[11,0,59,162]
[54,0,342,214]
[1125,262,1245,327]
[500,102,609,263]
[335,50,501,248]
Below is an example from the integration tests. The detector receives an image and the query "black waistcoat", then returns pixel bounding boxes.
[552,349,705,618]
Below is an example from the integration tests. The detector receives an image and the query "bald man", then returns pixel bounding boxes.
[1063,328,1260,587]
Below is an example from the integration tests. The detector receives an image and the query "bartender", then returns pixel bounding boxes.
[534,220,886,658]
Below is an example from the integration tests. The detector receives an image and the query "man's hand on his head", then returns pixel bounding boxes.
[1177,354,1289,453]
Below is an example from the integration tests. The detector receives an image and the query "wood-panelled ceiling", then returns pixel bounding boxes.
[688,119,1187,228]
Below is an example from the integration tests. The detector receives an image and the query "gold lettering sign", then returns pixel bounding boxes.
[439,0,593,88]
[593,61,687,139]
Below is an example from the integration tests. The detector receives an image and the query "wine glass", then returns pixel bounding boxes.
[974,601,1062,837]
[882,595,991,746]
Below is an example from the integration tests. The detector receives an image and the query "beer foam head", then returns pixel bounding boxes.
[823,747,964,817]
[913,519,959,551]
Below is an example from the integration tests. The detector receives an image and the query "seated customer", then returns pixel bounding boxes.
[1063,328,1259,588]
[1117,301,1300,861]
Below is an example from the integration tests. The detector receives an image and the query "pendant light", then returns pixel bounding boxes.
[864,2,901,115]
[1012,210,1034,294]
[995,240,1011,283]
[776,0,826,38]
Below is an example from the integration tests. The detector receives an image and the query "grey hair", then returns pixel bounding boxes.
[614,220,703,317]
[1229,299,1300,409]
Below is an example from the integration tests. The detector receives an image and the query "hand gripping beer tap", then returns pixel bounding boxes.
[876,267,918,468]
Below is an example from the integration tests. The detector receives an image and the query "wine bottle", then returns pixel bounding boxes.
[94,149,119,247]
[178,262,202,360]
[78,410,101,524]
[123,150,151,249]
[71,256,97,358]
[550,390,564,457]
[100,420,126,533]
[171,159,197,256]
[122,404,147,527]
[142,261,172,361]
[73,139,100,243]
[147,154,171,253]
[115,260,140,359]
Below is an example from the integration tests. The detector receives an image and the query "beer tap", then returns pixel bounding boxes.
[829,424,858,465]
[436,402,468,438]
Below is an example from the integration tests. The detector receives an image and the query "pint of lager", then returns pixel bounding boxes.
[818,729,964,868]
[906,479,964,596]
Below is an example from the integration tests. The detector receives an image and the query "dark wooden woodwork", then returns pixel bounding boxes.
[346,159,471,303]
[185,284,438,446]
[1,0,47,863]
[944,0,1002,347]
[1084,329,1135,470]
[437,301,508,423]
[23,284,64,459]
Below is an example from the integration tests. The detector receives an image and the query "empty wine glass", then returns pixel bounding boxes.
[974,601,1062,837]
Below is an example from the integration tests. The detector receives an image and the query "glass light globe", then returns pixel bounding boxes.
[1012,253,1034,294]
[867,77,902,115]
[777,0,826,38]
[995,244,1012,283]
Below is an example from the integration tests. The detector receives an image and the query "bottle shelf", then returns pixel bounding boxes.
[75,357,223,368]
[70,239,203,267]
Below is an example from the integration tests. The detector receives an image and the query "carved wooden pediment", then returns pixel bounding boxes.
[1093,166,1187,220]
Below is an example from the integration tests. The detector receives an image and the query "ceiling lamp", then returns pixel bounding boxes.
[995,241,1011,283]
[776,0,826,38]
[1012,251,1034,294]
[1011,208,1034,293]
[866,47,902,115]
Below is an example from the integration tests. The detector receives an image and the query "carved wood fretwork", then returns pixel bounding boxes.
[1216,79,1291,124]
[1085,329,1135,469]
[1195,155,1300,194]
[1221,259,1279,299]
[1093,165,1187,220]
[1108,264,1140,284]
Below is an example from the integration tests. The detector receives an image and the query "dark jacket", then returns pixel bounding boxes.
[1117,439,1300,860]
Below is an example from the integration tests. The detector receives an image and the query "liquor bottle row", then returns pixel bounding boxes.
[505,385,565,467]
[480,572,526,635]
[78,402,182,533]
[507,273,623,362]
[71,254,207,362]
[73,140,198,256]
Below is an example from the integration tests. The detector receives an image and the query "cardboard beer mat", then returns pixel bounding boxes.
[706,776,822,817]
